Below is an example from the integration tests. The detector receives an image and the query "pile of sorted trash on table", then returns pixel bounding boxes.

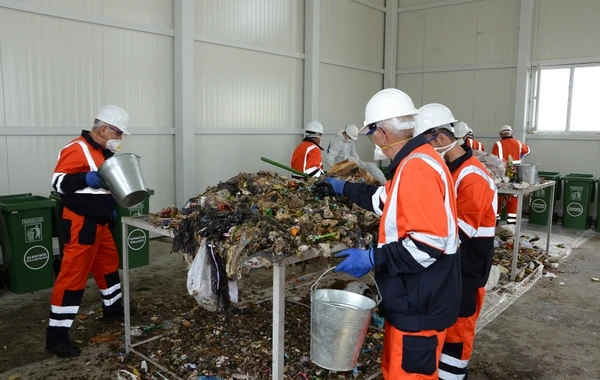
[149,161,381,312]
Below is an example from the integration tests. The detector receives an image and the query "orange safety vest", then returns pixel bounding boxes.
[491,136,530,164]
[290,140,324,177]
[464,136,485,152]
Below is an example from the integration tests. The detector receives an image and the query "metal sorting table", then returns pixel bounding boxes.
[120,215,336,380]
[498,180,556,281]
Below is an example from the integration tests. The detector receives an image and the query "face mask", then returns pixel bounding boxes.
[106,139,122,153]
[373,137,412,160]
[433,140,458,158]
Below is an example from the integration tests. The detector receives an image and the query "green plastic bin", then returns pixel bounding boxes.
[562,173,595,230]
[529,171,561,226]
[0,196,56,294]
[0,193,33,288]
[112,189,154,269]
[595,179,600,232]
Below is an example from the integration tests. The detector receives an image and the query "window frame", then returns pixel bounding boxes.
[529,62,600,134]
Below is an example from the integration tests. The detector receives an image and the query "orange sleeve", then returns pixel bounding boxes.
[456,177,493,240]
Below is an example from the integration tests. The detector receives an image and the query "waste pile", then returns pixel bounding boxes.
[149,168,380,311]
[471,149,507,184]
[492,225,545,284]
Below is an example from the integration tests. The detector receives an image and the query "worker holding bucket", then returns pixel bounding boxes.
[313,88,461,379]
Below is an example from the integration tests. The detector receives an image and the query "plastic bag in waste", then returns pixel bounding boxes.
[186,239,219,312]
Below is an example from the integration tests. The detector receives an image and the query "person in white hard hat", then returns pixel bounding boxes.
[415,104,498,380]
[46,105,132,358]
[491,125,531,224]
[458,123,484,151]
[312,90,461,380]
[290,120,325,178]
[324,124,360,169]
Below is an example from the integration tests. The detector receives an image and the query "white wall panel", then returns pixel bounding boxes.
[319,64,383,133]
[195,42,303,129]
[0,137,8,194]
[321,0,385,68]
[534,0,600,61]
[21,0,174,28]
[422,71,475,119]
[475,0,519,64]
[528,139,600,177]
[396,73,423,105]
[397,10,425,69]
[399,0,436,7]
[472,69,516,135]
[0,9,103,127]
[195,0,304,53]
[102,27,174,128]
[366,0,386,7]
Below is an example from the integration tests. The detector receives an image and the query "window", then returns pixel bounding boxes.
[531,64,600,132]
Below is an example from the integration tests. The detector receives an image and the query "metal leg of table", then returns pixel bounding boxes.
[122,221,131,355]
[272,263,285,380]
[547,184,556,253]
[511,194,524,281]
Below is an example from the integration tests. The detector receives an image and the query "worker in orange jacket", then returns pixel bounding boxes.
[458,123,484,151]
[46,105,131,358]
[313,89,461,379]
[290,120,324,178]
[416,105,498,380]
[491,125,531,224]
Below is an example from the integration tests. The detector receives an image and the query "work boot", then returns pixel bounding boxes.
[102,300,136,322]
[46,327,81,358]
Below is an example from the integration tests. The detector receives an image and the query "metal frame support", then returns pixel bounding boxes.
[174,0,196,207]
[384,0,399,88]
[303,0,321,127]
[272,264,286,380]
[513,0,536,143]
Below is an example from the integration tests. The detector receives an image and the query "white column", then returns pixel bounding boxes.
[384,0,399,89]
[513,0,535,143]
[174,0,196,207]
[303,0,321,126]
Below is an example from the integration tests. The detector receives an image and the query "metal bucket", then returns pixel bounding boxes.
[310,267,381,371]
[98,153,148,208]
[515,163,539,185]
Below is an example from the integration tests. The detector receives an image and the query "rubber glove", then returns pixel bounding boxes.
[334,248,374,278]
[312,177,346,198]
[86,171,106,189]
[111,210,118,221]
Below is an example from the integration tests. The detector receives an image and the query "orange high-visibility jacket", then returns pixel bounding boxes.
[448,148,498,289]
[491,136,530,164]
[343,136,461,331]
[464,136,485,151]
[290,139,324,177]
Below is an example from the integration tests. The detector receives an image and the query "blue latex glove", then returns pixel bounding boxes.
[334,248,374,278]
[86,171,106,189]
[312,177,347,198]
[326,177,346,196]
[111,210,118,221]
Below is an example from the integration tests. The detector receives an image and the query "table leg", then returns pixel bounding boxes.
[511,194,524,281]
[122,221,131,355]
[547,184,555,253]
[272,263,285,380]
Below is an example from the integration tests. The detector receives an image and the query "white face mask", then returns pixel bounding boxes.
[433,140,458,158]
[374,146,388,161]
[106,139,122,153]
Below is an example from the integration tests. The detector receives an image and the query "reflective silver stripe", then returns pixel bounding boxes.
[100,283,121,296]
[454,164,499,222]
[409,231,447,251]
[438,368,466,380]
[75,187,111,195]
[495,141,503,160]
[303,144,318,173]
[49,318,74,328]
[512,160,521,164]
[102,292,122,306]
[51,305,79,314]
[441,353,470,368]
[52,172,67,193]
[402,237,437,268]
[475,226,496,237]
[371,186,386,216]
[74,140,98,171]
[458,218,477,238]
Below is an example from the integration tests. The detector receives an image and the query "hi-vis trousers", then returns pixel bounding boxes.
[47,208,122,335]
[498,195,518,224]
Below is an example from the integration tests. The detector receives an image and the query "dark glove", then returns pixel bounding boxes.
[111,210,118,221]
[86,171,106,189]
[334,248,374,278]
[312,177,346,198]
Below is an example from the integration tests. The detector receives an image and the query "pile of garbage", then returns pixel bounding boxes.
[471,150,507,184]
[492,225,545,283]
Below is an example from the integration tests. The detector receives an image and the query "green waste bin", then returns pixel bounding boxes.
[529,171,561,226]
[562,173,595,230]
[0,193,33,288]
[0,196,56,294]
[595,179,600,232]
[112,189,154,269]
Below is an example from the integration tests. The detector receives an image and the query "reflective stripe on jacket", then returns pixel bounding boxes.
[464,136,485,152]
[290,139,324,177]
[491,136,530,164]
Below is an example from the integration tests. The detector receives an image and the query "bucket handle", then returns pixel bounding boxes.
[311,266,382,305]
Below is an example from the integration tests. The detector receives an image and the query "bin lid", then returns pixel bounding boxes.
[538,171,560,180]
[563,175,595,183]
[0,195,56,212]
[566,173,594,178]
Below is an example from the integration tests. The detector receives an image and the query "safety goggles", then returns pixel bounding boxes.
[107,125,123,135]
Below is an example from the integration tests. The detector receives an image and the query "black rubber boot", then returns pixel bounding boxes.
[46,327,81,358]
[102,299,136,322]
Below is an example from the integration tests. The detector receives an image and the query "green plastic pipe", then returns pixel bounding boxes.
[261,156,309,178]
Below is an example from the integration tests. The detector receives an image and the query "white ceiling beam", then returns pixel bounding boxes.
[303,0,321,127]
[194,34,304,60]
[398,0,478,13]
[397,62,517,75]
[384,0,399,88]
[350,0,386,13]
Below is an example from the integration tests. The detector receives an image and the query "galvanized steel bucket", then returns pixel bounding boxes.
[310,267,381,371]
[99,153,149,208]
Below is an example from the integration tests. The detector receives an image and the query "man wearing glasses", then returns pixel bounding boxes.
[46,105,131,357]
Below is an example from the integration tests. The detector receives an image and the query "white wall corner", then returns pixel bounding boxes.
[174,0,195,207]
[514,0,536,143]
[384,0,399,89]
[303,0,320,127]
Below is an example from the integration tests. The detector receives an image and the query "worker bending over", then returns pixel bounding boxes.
[415,104,498,380]
[291,120,324,178]
[325,124,360,169]
[313,89,461,379]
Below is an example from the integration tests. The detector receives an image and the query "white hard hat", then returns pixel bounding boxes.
[305,120,323,136]
[414,103,457,136]
[454,121,469,139]
[345,124,359,140]
[361,88,418,132]
[96,105,130,135]
[499,125,512,134]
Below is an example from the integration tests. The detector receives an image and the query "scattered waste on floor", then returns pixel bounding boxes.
[592,278,599,282]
